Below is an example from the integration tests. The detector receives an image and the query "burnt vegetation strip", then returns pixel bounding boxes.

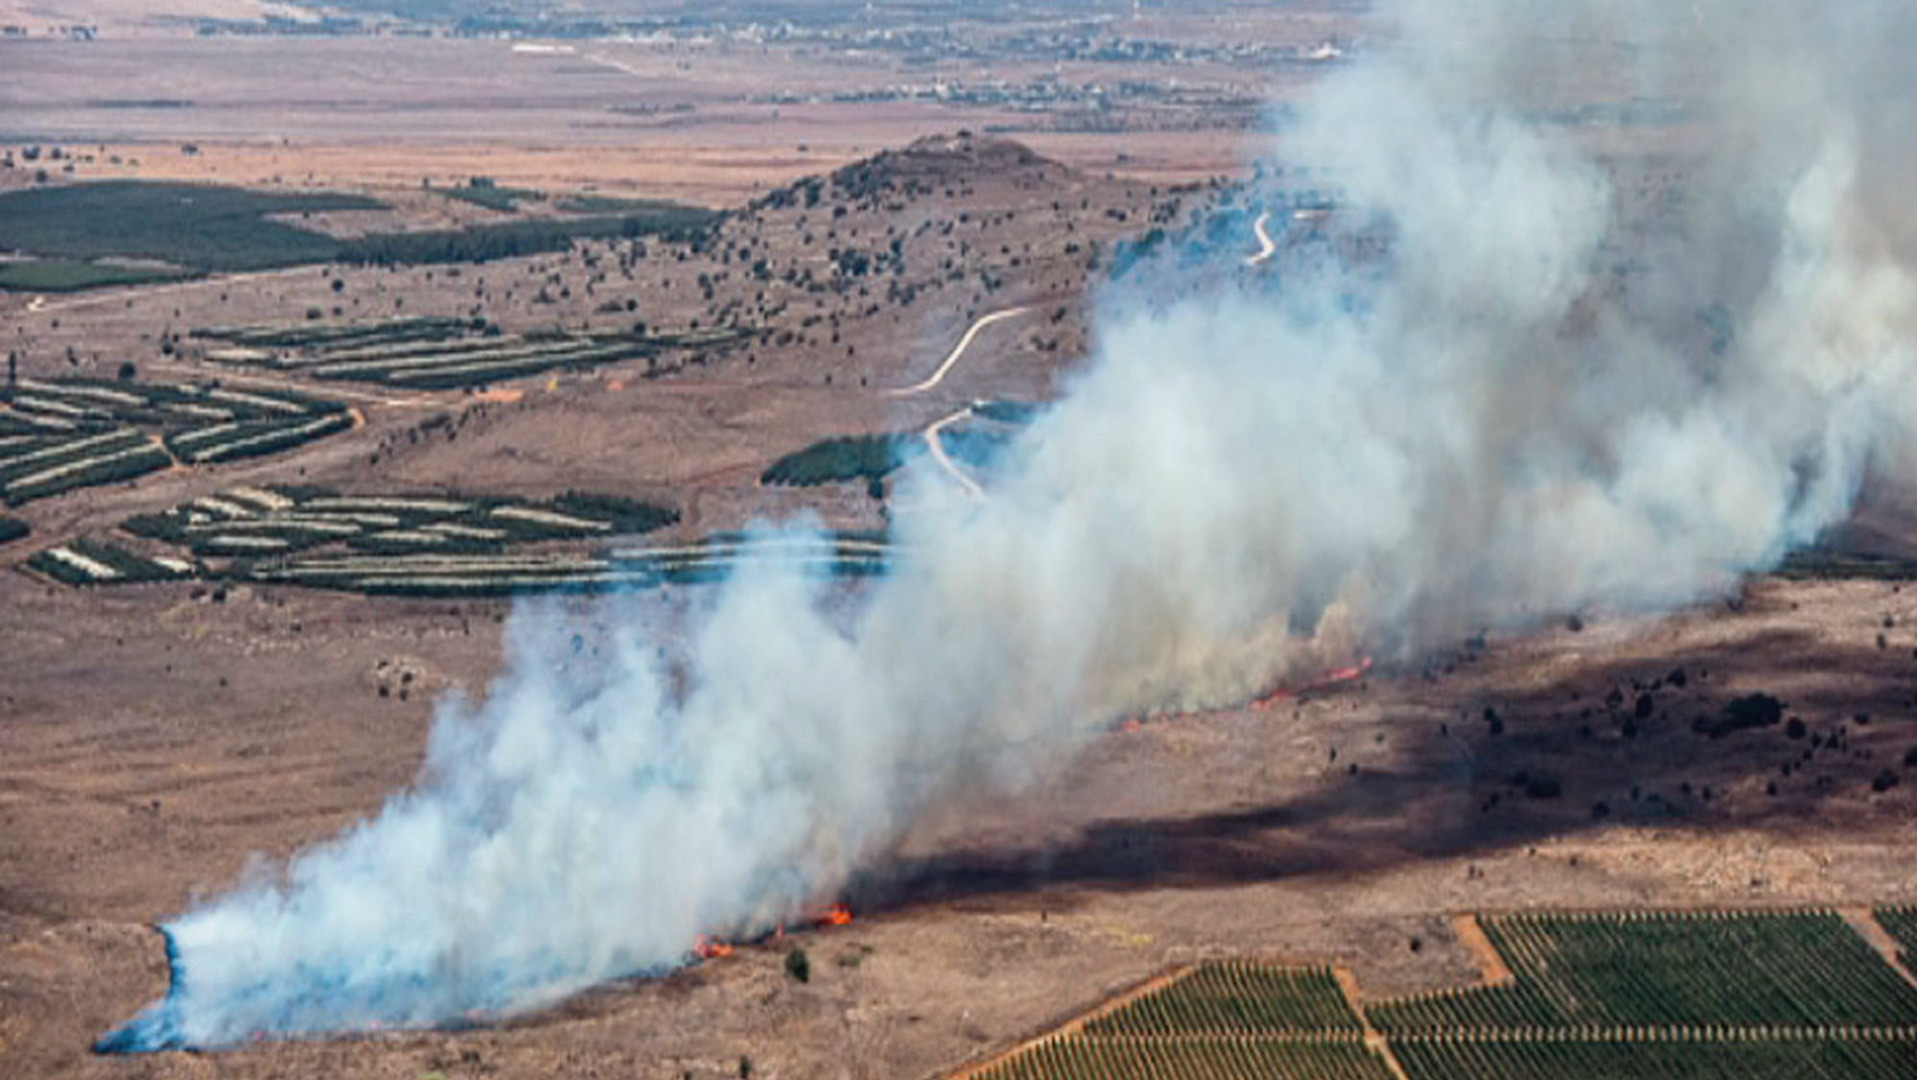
[0,180,721,284]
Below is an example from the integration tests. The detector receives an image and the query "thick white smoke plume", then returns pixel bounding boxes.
[105,0,1917,1050]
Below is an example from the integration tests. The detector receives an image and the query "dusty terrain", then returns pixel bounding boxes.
[4,548,1915,1078]
[0,17,1913,1077]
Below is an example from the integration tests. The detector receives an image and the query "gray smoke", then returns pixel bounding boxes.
[105,0,1917,1050]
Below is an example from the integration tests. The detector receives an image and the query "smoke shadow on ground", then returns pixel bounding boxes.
[850,613,1917,910]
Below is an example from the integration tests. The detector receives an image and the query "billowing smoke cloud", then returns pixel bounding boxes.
[105,0,1917,1051]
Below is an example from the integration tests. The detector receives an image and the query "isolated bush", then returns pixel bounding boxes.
[1695,694,1785,738]
[785,945,811,984]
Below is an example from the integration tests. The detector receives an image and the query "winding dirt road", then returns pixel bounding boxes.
[1245,210,1277,267]
[885,306,1036,398]
[923,406,984,499]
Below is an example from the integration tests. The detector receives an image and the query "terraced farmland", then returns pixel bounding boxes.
[25,483,892,596]
[247,529,890,596]
[194,317,749,390]
[0,377,349,505]
[119,486,673,558]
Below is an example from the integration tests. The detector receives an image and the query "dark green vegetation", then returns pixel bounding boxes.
[1776,551,1917,580]
[0,377,346,504]
[232,529,888,597]
[936,425,1016,471]
[196,317,746,390]
[337,208,717,267]
[0,515,28,544]
[1085,964,1362,1036]
[556,194,695,215]
[1694,692,1786,738]
[191,315,479,351]
[76,490,885,597]
[761,434,922,487]
[0,181,721,285]
[24,538,192,586]
[1391,1034,1917,1080]
[433,181,543,213]
[1370,911,1917,1032]
[975,1037,1395,1080]
[976,964,1390,1080]
[0,258,194,293]
[0,376,350,504]
[971,399,1044,425]
[1879,906,1917,970]
[120,486,675,561]
[0,181,378,272]
[976,910,1917,1080]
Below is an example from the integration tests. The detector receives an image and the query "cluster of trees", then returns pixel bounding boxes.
[760,434,921,487]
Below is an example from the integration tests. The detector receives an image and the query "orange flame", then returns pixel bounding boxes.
[1251,656,1373,711]
[694,934,735,960]
[815,902,854,927]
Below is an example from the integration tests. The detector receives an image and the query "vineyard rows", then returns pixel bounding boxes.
[118,486,675,560]
[1368,909,1917,1033]
[1084,963,1362,1036]
[25,538,194,586]
[196,317,748,390]
[1391,1031,1917,1080]
[23,483,894,597]
[971,1034,1394,1080]
[962,910,1917,1080]
[0,376,351,505]
[240,529,891,596]
[1879,906,1917,971]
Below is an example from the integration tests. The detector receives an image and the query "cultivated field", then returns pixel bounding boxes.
[969,910,1917,1080]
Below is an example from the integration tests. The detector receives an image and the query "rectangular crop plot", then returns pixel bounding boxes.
[1878,907,1917,970]
[97,486,688,597]
[1084,964,1363,1037]
[973,1034,1394,1080]
[1368,910,1917,1034]
[26,539,193,586]
[0,376,351,505]
[197,318,743,391]
[0,429,171,505]
[1391,1033,1917,1080]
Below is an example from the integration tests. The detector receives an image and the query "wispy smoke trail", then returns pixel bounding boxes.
[104,0,1917,1050]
